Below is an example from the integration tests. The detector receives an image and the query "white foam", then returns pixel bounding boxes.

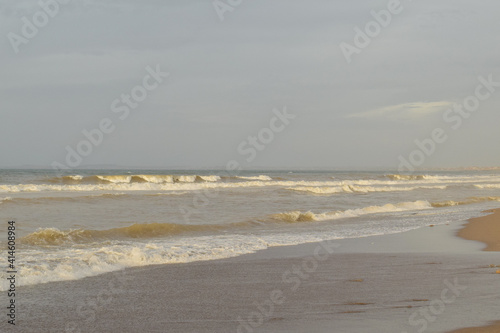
[0,236,271,290]
[286,185,447,194]
[1,173,498,195]
[0,199,484,291]
[198,175,221,182]
[0,201,437,292]
[0,196,12,203]
[135,175,174,183]
[474,184,500,189]
[273,200,433,222]
[237,175,273,181]
[97,175,132,183]
[0,177,480,194]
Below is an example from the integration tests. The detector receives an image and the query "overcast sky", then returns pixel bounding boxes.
[1,0,500,169]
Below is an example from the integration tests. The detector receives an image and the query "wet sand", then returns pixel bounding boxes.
[448,209,500,333]
[4,212,500,333]
[447,321,500,333]
[457,208,500,251]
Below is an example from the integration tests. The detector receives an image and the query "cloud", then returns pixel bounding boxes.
[346,101,453,121]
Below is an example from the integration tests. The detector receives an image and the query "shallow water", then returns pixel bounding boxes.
[1,169,499,289]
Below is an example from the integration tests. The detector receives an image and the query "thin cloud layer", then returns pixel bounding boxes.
[348,101,454,121]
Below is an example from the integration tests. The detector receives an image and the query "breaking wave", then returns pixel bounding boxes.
[287,185,447,195]
[385,174,500,184]
[4,234,277,290]
[430,196,500,208]
[386,174,439,181]
[236,175,273,181]
[272,200,432,222]
[21,198,453,245]
[474,184,500,189]
[0,179,451,194]
[6,172,500,194]
[50,174,221,184]
[22,223,224,246]
[0,196,12,203]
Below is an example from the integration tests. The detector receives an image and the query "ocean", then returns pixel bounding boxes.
[1,169,500,291]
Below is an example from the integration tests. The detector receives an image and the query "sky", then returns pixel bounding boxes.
[1,0,500,170]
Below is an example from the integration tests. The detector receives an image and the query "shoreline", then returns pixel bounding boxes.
[448,321,500,333]
[4,209,500,332]
[447,209,500,333]
[457,208,500,251]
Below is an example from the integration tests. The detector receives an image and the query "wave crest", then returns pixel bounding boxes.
[474,184,500,189]
[431,196,500,208]
[287,185,446,195]
[386,174,437,181]
[236,175,273,181]
[22,228,93,245]
[271,211,320,222]
[22,223,220,245]
[49,174,221,185]
[272,200,432,222]
[0,197,12,204]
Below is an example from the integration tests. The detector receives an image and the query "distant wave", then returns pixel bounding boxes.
[0,180,334,193]
[0,182,216,193]
[385,174,439,180]
[0,179,479,194]
[474,184,500,189]
[48,174,221,184]
[272,200,432,222]
[286,185,447,195]
[3,173,500,194]
[431,196,500,207]
[386,174,439,181]
[235,175,273,181]
[0,193,131,205]
[385,174,500,184]
[46,174,279,184]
